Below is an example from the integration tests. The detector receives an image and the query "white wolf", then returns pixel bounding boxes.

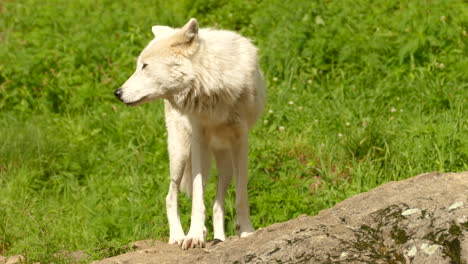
[114,18,265,249]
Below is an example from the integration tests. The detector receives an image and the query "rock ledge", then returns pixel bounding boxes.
[93,171,467,264]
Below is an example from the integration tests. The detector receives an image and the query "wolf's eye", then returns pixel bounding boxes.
[142,63,148,70]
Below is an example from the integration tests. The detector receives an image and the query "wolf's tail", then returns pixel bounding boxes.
[179,157,193,197]
[178,155,213,197]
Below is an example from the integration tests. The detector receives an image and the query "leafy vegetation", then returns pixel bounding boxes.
[0,0,467,262]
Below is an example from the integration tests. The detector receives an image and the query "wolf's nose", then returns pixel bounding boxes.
[114,88,123,99]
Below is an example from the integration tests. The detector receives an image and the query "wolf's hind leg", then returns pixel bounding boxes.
[232,129,255,238]
[212,149,233,241]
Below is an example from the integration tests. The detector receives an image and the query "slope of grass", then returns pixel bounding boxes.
[0,0,466,262]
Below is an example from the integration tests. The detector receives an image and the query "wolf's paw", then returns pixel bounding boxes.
[236,222,255,238]
[213,234,226,241]
[240,230,255,238]
[181,228,206,250]
[238,224,255,238]
[168,234,186,246]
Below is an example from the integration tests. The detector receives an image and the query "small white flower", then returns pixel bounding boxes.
[288,101,294,105]
[278,126,285,132]
[307,79,312,84]
[435,62,445,69]
[314,119,319,123]
[338,133,343,137]
[345,122,350,126]
[400,109,404,112]
[390,107,397,113]
[268,109,274,114]
[315,16,325,25]
[264,120,269,125]
[298,106,303,111]
[273,77,278,82]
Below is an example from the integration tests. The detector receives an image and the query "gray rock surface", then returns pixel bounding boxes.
[93,171,467,264]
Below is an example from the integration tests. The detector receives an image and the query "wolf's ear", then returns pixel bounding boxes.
[170,18,199,55]
[151,25,173,38]
[180,18,199,43]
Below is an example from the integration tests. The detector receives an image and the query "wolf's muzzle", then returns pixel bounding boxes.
[114,88,123,101]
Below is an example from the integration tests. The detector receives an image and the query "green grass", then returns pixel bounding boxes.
[1,0,467,262]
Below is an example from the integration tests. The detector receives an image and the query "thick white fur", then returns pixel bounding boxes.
[118,18,265,249]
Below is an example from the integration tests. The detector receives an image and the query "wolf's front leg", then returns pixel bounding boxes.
[166,176,186,246]
[166,151,188,246]
[181,128,210,249]
[166,110,191,246]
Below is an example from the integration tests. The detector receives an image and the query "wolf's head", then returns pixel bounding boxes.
[114,18,199,106]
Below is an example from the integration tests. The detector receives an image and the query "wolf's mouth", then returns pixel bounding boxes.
[126,96,148,106]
